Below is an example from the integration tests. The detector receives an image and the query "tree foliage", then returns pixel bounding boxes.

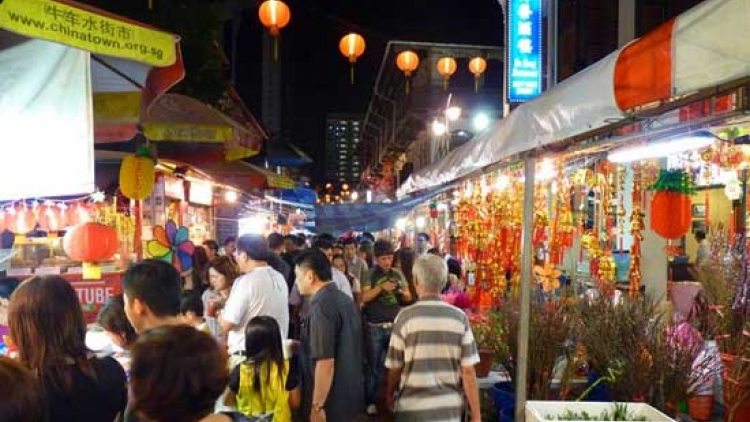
[81,0,229,102]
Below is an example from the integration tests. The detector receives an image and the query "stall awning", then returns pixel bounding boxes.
[0,0,183,201]
[190,161,295,191]
[399,0,750,197]
[315,187,450,235]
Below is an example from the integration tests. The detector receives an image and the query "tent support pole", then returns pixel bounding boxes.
[515,156,535,422]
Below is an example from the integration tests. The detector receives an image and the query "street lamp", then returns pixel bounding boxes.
[351,191,359,201]
[473,112,490,131]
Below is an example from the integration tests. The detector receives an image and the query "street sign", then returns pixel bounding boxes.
[507,0,543,102]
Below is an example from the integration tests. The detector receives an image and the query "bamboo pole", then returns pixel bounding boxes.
[515,156,535,422]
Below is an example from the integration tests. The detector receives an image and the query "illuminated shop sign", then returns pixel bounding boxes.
[507,0,543,102]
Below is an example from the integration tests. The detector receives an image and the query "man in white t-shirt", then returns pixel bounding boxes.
[219,234,289,365]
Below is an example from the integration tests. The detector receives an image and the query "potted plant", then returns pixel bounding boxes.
[525,401,675,422]
[468,312,500,378]
[692,227,750,422]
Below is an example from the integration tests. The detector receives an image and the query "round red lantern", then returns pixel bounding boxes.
[66,203,92,227]
[37,203,66,232]
[650,191,692,239]
[258,0,291,37]
[7,204,37,234]
[63,222,119,262]
[0,208,7,233]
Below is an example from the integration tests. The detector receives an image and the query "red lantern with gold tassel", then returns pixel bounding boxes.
[396,51,420,94]
[64,222,119,279]
[339,33,366,85]
[436,57,457,91]
[649,169,694,239]
[259,0,291,61]
[37,202,66,233]
[468,57,487,92]
[7,204,36,234]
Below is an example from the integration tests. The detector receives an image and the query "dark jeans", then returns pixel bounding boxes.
[366,324,392,405]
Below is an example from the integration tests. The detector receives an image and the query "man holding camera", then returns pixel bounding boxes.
[361,239,412,416]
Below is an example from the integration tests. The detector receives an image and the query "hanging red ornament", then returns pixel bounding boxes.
[7,204,37,234]
[649,169,695,240]
[37,203,66,232]
[0,208,7,233]
[67,202,93,227]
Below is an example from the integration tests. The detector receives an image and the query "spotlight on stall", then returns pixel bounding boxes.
[473,112,490,131]
[225,190,239,203]
[432,119,447,136]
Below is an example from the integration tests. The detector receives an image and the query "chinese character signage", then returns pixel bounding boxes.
[507,0,542,102]
[0,0,176,67]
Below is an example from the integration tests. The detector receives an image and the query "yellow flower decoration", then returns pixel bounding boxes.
[534,262,562,292]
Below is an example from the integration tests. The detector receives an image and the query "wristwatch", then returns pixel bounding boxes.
[312,402,325,413]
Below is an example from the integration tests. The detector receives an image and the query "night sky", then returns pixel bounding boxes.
[232,0,505,183]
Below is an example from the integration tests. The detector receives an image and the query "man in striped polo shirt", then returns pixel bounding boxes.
[385,254,481,422]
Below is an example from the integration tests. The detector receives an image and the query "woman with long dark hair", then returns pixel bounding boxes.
[203,256,241,343]
[394,247,418,305]
[227,316,300,421]
[9,275,127,422]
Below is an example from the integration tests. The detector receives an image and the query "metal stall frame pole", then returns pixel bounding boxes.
[515,156,536,422]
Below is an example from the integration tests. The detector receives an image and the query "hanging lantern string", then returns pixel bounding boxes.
[0,192,106,211]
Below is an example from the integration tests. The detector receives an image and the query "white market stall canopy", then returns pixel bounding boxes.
[399,0,750,197]
[0,0,183,201]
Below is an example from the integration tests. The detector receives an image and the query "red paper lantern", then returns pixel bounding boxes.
[650,191,692,239]
[0,208,7,233]
[63,222,119,262]
[7,205,37,234]
[37,203,66,232]
[66,203,92,227]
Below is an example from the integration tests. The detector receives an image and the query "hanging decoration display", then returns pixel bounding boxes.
[338,33,366,85]
[119,146,155,201]
[258,0,291,61]
[436,57,457,91]
[63,222,119,279]
[147,220,196,272]
[396,50,420,94]
[468,56,487,92]
[37,202,66,233]
[649,169,695,240]
[7,204,36,234]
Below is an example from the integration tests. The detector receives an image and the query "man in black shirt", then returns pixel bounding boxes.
[295,249,364,422]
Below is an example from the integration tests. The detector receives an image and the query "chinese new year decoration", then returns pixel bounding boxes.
[119,146,155,201]
[429,201,439,219]
[396,50,420,94]
[147,220,196,272]
[63,222,119,279]
[258,0,291,61]
[468,57,487,92]
[436,57,457,91]
[339,33,366,85]
[649,169,695,240]
[37,202,66,233]
[7,204,36,234]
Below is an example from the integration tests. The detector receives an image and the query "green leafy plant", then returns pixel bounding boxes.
[547,403,647,421]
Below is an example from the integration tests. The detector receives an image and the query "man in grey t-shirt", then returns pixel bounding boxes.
[296,249,364,422]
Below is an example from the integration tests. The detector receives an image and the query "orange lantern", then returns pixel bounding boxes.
[437,57,457,90]
[339,33,366,85]
[259,0,291,60]
[396,50,420,93]
[650,191,692,239]
[37,202,66,233]
[468,57,487,92]
[7,204,37,234]
[0,208,6,233]
[64,222,119,279]
[66,202,93,227]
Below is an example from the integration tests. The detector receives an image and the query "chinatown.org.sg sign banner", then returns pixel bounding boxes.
[0,0,176,67]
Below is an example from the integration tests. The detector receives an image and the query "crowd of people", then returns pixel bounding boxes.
[0,231,482,422]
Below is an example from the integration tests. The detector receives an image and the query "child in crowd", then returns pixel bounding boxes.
[227,316,301,422]
[181,292,209,333]
[97,294,138,377]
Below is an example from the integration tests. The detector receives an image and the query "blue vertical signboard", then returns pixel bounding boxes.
[507,0,543,102]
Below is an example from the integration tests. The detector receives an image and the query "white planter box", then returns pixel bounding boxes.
[525,401,675,422]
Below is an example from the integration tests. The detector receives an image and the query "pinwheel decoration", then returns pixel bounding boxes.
[146,221,195,272]
[534,262,562,293]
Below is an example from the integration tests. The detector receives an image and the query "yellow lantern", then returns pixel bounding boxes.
[119,146,155,200]
[258,0,291,60]
[468,57,487,92]
[339,33,366,84]
[396,50,420,94]
[437,57,457,91]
